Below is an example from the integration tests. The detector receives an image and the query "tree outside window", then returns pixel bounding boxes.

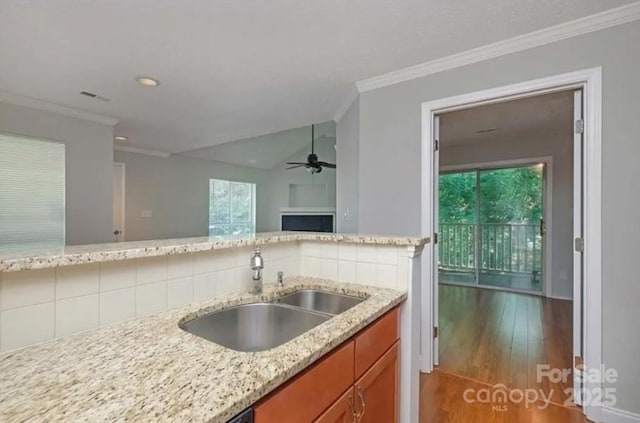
[209,179,256,236]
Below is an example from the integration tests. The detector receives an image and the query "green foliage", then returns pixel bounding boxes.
[439,165,543,224]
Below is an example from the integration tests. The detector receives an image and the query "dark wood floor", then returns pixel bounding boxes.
[419,285,586,422]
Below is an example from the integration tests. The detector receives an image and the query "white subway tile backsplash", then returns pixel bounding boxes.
[221,268,244,296]
[136,256,168,285]
[338,243,358,261]
[321,259,338,280]
[100,260,136,292]
[375,264,397,289]
[194,250,234,274]
[322,243,338,260]
[100,288,135,326]
[167,277,194,309]
[135,281,167,317]
[167,254,194,280]
[56,263,100,300]
[376,246,399,265]
[1,268,55,310]
[338,260,357,283]
[302,257,322,277]
[356,245,377,263]
[1,302,54,351]
[356,262,376,285]
[194,272,217,302]
[55,294,99,338]
[304,242,323,258]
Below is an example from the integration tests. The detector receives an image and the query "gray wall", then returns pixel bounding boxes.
[441,130,573,299]
[0,102,114,245]
[354,21,640,413]
[113,151,274,240]
[336,99,360,233]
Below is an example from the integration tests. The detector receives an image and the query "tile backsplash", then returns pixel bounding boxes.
[0,241,299,352]
[0,240,417,352]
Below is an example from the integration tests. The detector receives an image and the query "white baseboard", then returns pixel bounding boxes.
[602,406,640,423]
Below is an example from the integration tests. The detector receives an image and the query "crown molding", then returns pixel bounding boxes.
[356,2,640,93]
[333,85,359,122]
[0,91,119,126]
[114,144,171,158]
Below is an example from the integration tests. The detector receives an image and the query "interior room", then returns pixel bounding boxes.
[424,91,577,420]
[1,2,640,423]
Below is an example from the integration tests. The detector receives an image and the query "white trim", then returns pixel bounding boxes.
[112,162,126,242]
[114,144,171,158]
[420,67,602,422]
[602,406,640,423]
[356,2,640,92]
[440,156,553,298]
[333,86,359,122]
[0,91,119,126]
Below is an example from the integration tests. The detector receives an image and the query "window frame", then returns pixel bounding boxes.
[208,178,256,236]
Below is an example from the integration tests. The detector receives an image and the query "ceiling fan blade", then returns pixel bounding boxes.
[317,162,336,169]
[286,162,308,165]
[286,164,307,170]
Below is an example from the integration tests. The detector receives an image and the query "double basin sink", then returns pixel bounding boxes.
[181,290,364,352]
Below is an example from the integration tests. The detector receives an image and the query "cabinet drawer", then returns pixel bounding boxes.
[354,307,399,379]
[254,341,355,423]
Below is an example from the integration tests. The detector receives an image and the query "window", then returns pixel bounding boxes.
[209,179,256,236]
[0,133,65,251]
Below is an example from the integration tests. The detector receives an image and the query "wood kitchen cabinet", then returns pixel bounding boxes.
[314,388,356,423]
[354,342,399,423]
[254,307,399,423]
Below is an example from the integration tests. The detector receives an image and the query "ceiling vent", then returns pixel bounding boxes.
[80,91,110,102]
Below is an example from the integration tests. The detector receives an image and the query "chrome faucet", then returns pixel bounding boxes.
[250,247,264,293]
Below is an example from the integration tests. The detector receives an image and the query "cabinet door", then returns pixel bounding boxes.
[254,341,355,423]
[314,387,356,423]
[354,341,399,423]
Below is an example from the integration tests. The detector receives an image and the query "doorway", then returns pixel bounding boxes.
[439,163,547,294]
[420,68,603,421]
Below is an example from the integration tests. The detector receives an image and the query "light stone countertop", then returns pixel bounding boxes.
[0,231,429,272]
[0,277,406,422]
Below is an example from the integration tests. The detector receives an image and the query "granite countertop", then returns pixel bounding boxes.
[0,277,406,422]
[0,231,429,272]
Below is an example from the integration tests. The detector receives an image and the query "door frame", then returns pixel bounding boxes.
[113,162,126,241]
[420,67,602,421]
[439,156,553,298]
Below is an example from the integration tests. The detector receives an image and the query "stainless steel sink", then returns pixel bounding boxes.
[274,289,364,316]
[181,303,330,352]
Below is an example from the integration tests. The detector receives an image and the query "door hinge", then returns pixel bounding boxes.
[433,327,438,338]
[574,355,584,370]
[575,119,584,134]
[574,237,584,253]
[433,233,438,244]
[434,139,439,152]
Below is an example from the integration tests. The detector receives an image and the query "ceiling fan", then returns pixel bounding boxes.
[286,124,336,173]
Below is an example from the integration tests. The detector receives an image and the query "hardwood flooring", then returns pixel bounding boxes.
[419,285,586,422]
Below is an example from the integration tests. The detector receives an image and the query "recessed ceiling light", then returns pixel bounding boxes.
[135,76,160,87]
[114,135,128,142]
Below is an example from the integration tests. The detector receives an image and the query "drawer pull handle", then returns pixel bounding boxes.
[357,386,366,421]
[348,394,358,422]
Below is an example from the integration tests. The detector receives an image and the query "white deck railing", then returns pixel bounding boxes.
[439,223,542,274]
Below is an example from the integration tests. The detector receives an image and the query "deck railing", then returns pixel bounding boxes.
[439,223,542,274]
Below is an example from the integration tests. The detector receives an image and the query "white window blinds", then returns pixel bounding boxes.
[0,133,65,251]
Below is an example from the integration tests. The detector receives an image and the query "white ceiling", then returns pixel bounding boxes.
[0,1,632,153]
[440,90,574,146]
[178,121,335,169]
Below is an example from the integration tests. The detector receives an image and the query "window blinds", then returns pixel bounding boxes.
[0,133,65,251]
